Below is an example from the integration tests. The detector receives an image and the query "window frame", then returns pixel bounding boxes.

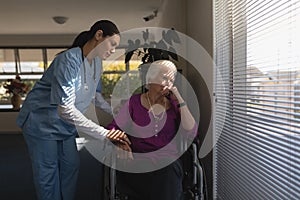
[0,46,140,110]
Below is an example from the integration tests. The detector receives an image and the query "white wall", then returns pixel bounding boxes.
[0,34,76,47]
[158,0,214,198]
[186,0,213,153]
[0,112,22,133]
[186,2,213,199]
[158,0,213,137]
[158,0,213,156]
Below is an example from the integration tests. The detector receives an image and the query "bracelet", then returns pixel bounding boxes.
[177,102,186,108]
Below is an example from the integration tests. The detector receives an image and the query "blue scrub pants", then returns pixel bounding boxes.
[24,134,80,200]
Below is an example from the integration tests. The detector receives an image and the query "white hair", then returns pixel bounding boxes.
[145,60,177,87]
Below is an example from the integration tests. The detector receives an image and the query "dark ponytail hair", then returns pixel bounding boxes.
[70,20,119,49]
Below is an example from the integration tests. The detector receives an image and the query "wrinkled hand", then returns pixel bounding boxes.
[115,142,134,160]
[106,129,131,145]
[162,85,181,101]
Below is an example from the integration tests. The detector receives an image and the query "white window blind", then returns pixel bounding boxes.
[214,0,300,199]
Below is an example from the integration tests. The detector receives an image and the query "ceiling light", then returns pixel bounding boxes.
[52,16,69,24]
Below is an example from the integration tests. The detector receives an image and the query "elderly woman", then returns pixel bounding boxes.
[107,60,198,200]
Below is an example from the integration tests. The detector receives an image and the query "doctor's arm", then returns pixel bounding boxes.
[94,92,113,115]
[52,55,129,144]
[57,104,130,144]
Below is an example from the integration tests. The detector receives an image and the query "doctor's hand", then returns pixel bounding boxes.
[106,129,131,145]
[115,142,134,160]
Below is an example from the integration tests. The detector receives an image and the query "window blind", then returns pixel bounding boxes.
[214,0,300,199]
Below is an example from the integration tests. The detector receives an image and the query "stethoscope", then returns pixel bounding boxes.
[81,49,96,90]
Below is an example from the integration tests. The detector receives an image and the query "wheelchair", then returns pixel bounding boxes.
[104,141,206,200]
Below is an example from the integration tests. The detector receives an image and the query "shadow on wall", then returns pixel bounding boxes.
[187,64,213,200]
[191,67,211,138]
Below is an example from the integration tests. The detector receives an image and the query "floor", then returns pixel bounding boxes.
[0,134,106,200]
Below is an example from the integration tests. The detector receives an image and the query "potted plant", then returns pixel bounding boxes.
[124,28,181,89]
[4,75,29,110]
[125,28,180,64]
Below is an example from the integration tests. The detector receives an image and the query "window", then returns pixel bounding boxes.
[214,0,300,199]
[0,47,141,109]
[101,48,142,99]
[0,48,65,108]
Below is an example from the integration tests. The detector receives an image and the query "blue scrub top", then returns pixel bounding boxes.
[17,47,102,140]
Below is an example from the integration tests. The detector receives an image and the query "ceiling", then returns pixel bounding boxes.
[0,0,163,35]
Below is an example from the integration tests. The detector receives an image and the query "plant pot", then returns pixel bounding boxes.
[11,93,22,111]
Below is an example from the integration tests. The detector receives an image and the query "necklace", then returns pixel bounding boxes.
[146,92,166,122]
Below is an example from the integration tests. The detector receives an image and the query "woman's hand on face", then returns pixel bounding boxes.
[169,86,179,95]
[163,85,179,97]
[161,86,171,97]
[106,129,131,145]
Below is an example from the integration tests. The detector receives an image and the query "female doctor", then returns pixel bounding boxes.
[16,20,130,200]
